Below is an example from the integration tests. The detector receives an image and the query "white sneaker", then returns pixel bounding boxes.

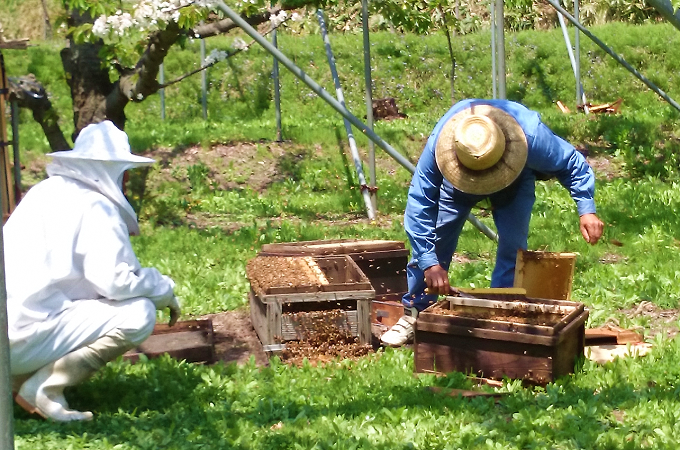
[380,315,416,347]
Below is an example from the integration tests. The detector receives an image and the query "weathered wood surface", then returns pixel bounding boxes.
[250,291,373,345]
[371,299,404,328]
[585,326,644,346]
[123,319,215,364]
[260,239,406,255]
[514,250,576,300]
[414,298,588,384]
[0,54,15,221]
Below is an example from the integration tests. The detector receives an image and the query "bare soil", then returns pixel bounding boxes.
[202,309,376,367]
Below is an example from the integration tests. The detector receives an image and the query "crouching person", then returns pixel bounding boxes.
[4,121,181,421]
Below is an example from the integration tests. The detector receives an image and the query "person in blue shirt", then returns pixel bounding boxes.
[380,99,604,347]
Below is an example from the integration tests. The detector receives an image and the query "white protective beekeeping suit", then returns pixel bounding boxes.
[4,120,181,422]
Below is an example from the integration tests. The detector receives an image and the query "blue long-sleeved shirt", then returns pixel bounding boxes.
[404,99,596,273]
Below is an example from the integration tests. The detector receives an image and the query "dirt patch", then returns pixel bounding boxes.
[201,308,380,367]
[142,141,307,193]
[616,301,680,340]
[587,155,626,181]
[202,309,269,366]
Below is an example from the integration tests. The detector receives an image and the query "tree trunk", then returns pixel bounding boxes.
[8,75,70,151]
[61,9,123,137]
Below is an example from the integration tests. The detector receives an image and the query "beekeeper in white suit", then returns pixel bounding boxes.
[4,120,181,422]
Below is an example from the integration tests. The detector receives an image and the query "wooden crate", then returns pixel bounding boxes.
[259,239,409,327]
[259,239,409,298]
[123,319,215,364]
[248,255,375,345]
[414,293,588,384]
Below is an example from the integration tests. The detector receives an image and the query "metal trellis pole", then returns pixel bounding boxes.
[200,39,208,120]
[490,1,497,99]
[362,0,377,213]
[557,10,588,111]
[316,10,376,220]
[10,101,20,205]
[495,0,506,99]
[213,1,498,241]
[0,51,16,450]
[574,0,582,107]
[272,27,283,142]
[160,63,166,120]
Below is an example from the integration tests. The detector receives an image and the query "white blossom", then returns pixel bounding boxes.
[269,10,288,28]
[204,49,228,65]
[232,38,248,51]
[92,16,109,37]
[291,12,302,22]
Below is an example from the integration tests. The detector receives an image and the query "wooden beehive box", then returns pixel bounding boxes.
[123,319,215,364]
[414,291,588,384]
[247,255,375,345]
[259,239,409,327]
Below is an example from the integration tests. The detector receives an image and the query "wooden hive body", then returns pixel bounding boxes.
[247,254,375,345]
[259,239,409,328]
[414,292,588,384]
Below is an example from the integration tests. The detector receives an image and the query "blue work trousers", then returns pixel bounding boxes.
[402,169,536,311]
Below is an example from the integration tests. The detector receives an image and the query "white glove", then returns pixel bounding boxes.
[149,275,176,309]
[168,296,181,327]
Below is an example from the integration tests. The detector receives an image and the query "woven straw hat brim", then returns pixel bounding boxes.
[435,105,528,195]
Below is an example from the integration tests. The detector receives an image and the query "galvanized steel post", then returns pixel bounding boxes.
[0,51,15,450]
[160,63,166,120]
[361,0,377,212]
[200,38,208,120]
[272,28,283,142]
[316,10,376,220]
[494,0,506,99]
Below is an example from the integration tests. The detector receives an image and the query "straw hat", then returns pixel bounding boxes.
[48,121,155,167]
[435,105,528,195]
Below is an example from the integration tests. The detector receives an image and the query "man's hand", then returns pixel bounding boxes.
[424,264,450,296]
[580,213,604,245]
[168,296,182,326]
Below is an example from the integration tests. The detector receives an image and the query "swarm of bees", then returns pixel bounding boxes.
[280,309,373,365]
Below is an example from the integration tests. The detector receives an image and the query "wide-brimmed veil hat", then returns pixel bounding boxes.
[47,120,155,167]
[435,104,528,195]
[45,120,154,236]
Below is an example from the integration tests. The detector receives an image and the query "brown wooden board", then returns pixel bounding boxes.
[427,296,585,337]
[123,319,215,364]
[371,299,405,328]
[414,298,588,384]
[0,53,15,221]
[260,239,406,255]
[585,326,644,346]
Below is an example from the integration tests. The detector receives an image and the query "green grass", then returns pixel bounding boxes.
[14,341,680,449]
[8,21,680,450]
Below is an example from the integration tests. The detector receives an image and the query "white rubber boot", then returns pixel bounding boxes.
[15,329,134,421]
